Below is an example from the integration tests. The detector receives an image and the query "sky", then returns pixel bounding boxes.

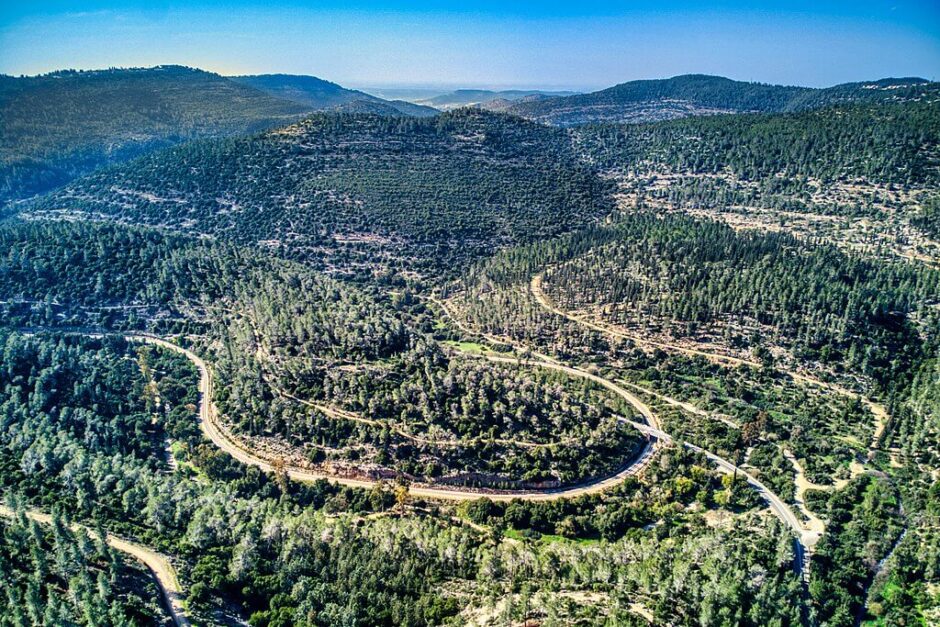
[1,1,938,90]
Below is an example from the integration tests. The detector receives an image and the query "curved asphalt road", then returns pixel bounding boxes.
[525,277,820,576]
[24,327,811,581]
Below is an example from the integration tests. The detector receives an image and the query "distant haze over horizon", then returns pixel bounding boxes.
[1,1,938,87]
[4,68,934,98]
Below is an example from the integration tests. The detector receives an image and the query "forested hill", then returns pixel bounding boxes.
[502,73,938,125]
[231,73,439,117]
[24,109,613,276]
[574,99,940,185]
[0,65,311,204]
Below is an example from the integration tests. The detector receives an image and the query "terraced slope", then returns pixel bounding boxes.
[25,109,613,275]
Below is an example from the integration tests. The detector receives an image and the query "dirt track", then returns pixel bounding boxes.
[521,277,832,575]
[0,505,190,627]
[132,331,813,574]
[134,335,660,502]
[530,272,888,457]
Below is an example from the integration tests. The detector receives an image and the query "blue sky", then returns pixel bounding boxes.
[1,1,938,89]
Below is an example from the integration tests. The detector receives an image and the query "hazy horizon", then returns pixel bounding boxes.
[2,1,938,88]
[3,66,935,97]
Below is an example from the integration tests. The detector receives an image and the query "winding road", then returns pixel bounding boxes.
[525,274,833,569]
[6,321,814,623]
[531,271,888,456]
[522,268,914,586]
[22,313,815,616]
[132,333,810,578]
[133,335,658,502]
[0,505,190,627]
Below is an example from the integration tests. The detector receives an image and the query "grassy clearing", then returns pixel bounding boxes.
[504,527,600,546]
[442,340,497,355]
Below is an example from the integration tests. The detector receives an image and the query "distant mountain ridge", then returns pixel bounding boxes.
[0,65,310,204]
[231,73,439,117]
[417,88,577,110]
[0,66,443,205]
[498,74,938,125]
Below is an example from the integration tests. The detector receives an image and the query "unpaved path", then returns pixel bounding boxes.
[782,451,829,537]
[618,380,740,429]
[429,295,561,364]
[783,449,865,536]
[266,375,579,450]
[530,272,888,458]
[621,419,814,549]
[136,333,810,573]
[132,335,658,502]
[470,354,660,431]
[23,323,811,576]
[135,335,809,563]
[0,505,190,627]
[521,278,838,574]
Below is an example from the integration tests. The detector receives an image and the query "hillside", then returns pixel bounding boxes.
[0,65,312,204]
[0,219,644,487]
[571,99,940,263]
[232,73,439,116]
[331,97,437,116]
[575,100,940,184]
[23,109,613,277]
[503,73,938,125]
[4,63,940,626]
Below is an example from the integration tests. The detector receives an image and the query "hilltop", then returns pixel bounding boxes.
[23,108,613,276]
[231,73,439,116]
[499,73,938,125]
[3,65,939,627]
[0,65,310,204]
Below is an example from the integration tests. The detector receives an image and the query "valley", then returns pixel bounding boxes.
[0,62,937,627]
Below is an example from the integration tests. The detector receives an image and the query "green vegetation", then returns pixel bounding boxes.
[2,68,939,625]
[441,340,494,354]
[617,355,872,484]
[0,66,310,204]
[576,100,940,185]
[538,213,940,389]
[461,212,939,392]
[0,329,465,625]
[0,329,805,626]
[570,98,940,262]
[0,507,172,626]
[0,220,641,486]
[23,109,613,276]
[913,195,940,239]
[858,494,940,626]
[452,207,940,624]
[809,476,904,626]
[505,74,938,125]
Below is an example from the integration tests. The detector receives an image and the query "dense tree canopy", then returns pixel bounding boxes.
[23,109,613,275]
[1,70,938,626]
[575,101,940,185]
[0,66,310,204]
